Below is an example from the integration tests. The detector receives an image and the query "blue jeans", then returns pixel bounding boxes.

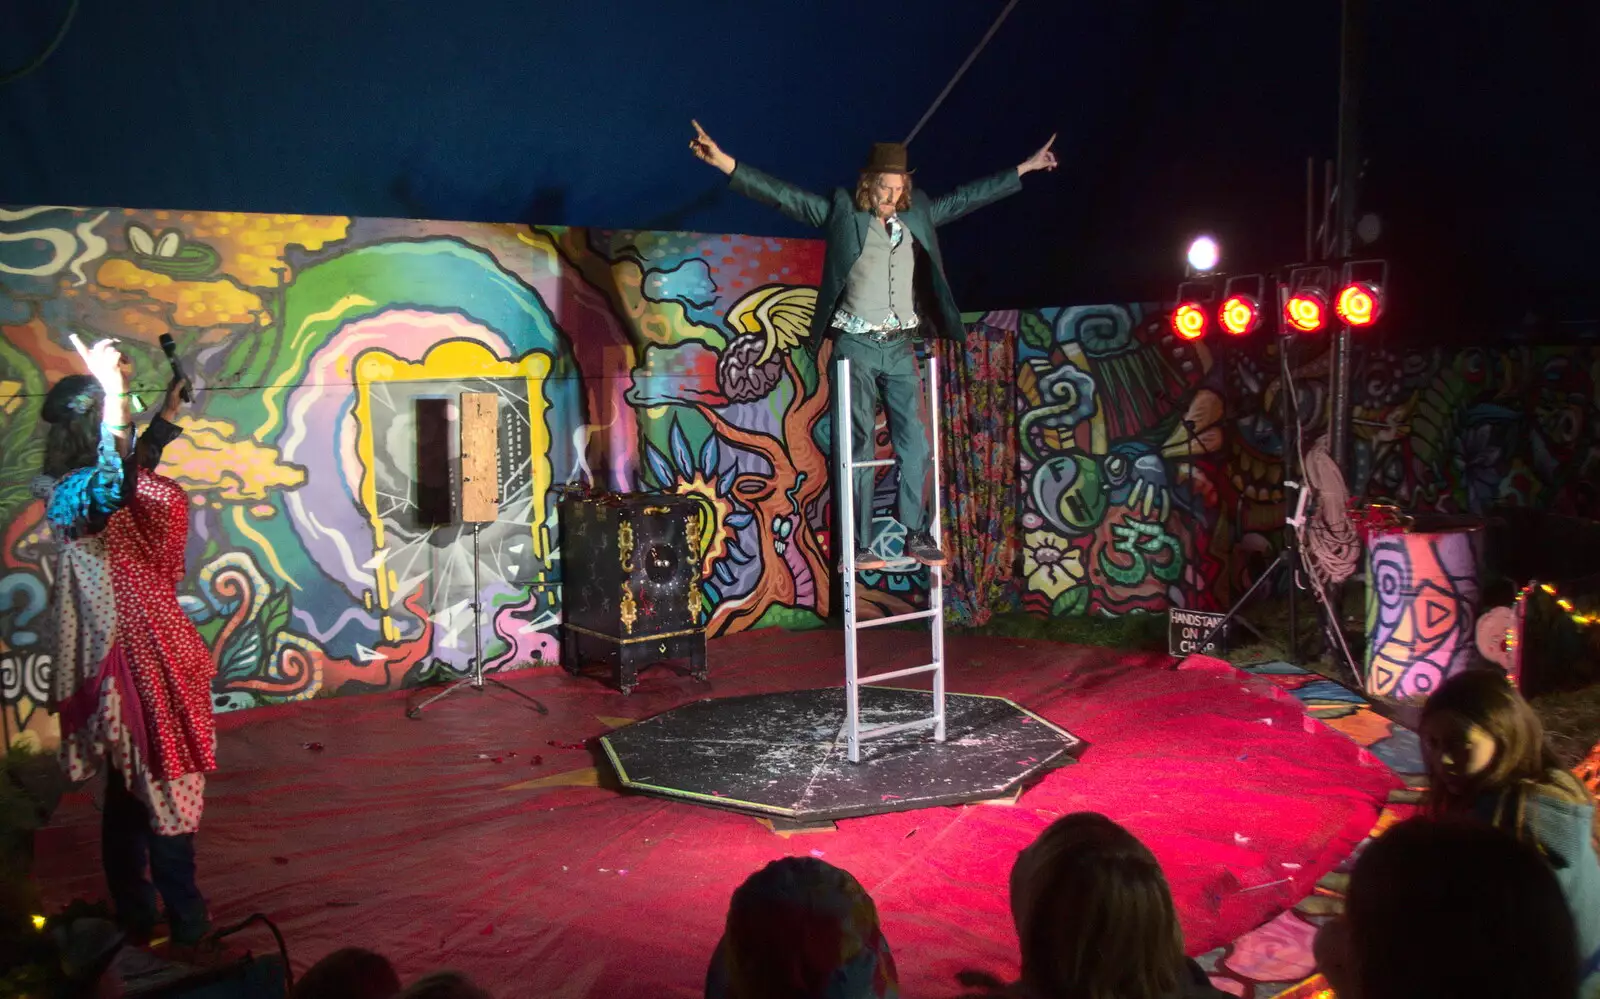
[103,768,209,944]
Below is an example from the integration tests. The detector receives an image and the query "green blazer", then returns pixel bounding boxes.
[727,162,1024,344]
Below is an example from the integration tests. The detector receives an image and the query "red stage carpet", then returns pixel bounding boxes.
[34,632,1399,998]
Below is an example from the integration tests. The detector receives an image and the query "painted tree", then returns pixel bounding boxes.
[628,286,834,635]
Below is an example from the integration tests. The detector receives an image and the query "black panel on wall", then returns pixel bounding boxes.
[415,397,454,527]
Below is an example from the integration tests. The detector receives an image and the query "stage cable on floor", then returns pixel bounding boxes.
[903,0,1025,147]
[210,912,294,992]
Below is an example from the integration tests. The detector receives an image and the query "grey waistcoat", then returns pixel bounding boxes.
[837,217,918,327]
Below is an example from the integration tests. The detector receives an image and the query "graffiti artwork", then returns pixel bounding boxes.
[0,206,884,743]
[1014,304,1246,617]
[1010,307,1600,624]
[1364,528,1484,701]
[6,201,1600,741]
[1352,345,1600,519]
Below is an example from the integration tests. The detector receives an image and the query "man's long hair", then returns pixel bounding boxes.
[854,172,913,214]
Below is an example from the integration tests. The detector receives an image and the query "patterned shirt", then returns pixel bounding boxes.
[38,416,185,539]
[831,214,919,335]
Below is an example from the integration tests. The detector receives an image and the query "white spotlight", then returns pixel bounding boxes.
[1186,235,1220,273]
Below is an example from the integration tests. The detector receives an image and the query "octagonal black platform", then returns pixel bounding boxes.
[598,687,1084,821]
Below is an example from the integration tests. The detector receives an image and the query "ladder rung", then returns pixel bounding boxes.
[851,458,894,468]
[857,608,939,629]
[858,715,940,742]
[858,662,940,684]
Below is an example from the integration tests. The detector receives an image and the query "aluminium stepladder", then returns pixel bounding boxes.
[835,353,947,764]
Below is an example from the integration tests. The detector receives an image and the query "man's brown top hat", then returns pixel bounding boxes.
[862,142,913,175]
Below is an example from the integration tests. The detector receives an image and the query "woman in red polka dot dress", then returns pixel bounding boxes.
[36,339,217,948]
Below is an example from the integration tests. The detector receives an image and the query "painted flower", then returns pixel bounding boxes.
[1023,529,1085,601]
[673,471,737,573]
[641,418,750,580]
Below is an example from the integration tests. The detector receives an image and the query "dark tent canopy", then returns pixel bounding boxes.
[3,0,1595,334]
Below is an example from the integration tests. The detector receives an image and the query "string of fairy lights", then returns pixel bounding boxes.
[1496,581,1600,660]
[1514,582,1600,629]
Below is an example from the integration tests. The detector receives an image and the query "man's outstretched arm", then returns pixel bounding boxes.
[690,119,830,228]
[927,133,1057,228]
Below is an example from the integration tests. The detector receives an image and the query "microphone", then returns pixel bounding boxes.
[158,334,194,403]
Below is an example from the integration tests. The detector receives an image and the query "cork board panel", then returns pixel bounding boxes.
[461,391,501,523]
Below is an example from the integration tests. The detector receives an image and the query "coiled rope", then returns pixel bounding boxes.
[1300,434,1361,586]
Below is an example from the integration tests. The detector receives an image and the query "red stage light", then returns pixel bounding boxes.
[1219,295,1260,336]
[1336,281,1382,327]
[1284,290,1328,333]
[1171,302,1207,340]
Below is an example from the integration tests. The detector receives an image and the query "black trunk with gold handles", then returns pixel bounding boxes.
[558,493,708,694]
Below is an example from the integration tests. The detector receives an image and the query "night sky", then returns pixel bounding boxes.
[2,0,1595,337]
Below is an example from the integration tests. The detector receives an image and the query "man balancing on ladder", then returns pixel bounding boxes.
[690,121,1057,571]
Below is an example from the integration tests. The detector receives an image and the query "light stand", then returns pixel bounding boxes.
[406,521,548,718]
[1196,299,1310,660]
[1196,307,1363,683]
[1197,481,1310,661]
[407,390,547,719]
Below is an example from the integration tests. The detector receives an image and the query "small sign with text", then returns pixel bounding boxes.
[1168,608,1228,657]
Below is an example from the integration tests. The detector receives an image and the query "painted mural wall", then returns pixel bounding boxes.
[1346,343,1600,518]
[4,204,1597,745]
[0,206,953,746]
[1013,305,1242,618]
[1009,308,1600,619]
